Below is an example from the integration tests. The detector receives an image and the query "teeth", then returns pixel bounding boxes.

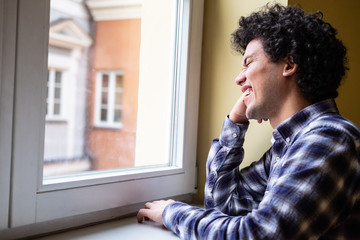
[244,88,251,97]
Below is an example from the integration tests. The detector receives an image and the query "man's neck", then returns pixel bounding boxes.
[269,93,311,129]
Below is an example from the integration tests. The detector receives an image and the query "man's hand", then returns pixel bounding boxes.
[229,92,249,124]
[229,91,268,124]
[137,199,175,224]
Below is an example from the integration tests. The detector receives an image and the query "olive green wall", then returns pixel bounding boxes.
[195,0,287,202]
[287,0,360,127]
[195,0,360,202]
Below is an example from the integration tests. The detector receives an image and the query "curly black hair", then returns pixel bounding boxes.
[231,4,348,103]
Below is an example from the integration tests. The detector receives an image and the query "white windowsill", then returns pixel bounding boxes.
[35,216,179,240]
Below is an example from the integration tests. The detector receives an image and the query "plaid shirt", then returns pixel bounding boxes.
[162,99,360,239]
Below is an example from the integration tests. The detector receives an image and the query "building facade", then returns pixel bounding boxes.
[44,0,141,176]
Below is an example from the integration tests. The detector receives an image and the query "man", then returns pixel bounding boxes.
[137,4,360,239]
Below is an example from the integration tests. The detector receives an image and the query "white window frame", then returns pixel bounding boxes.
[46,69,65,120]
[0,0,204,238]
[94,70,124,129]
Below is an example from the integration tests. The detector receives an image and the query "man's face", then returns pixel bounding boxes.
[235,39,287,122]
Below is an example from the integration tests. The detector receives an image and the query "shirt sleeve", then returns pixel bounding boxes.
[204,116,270,215]
[161,120,360,239]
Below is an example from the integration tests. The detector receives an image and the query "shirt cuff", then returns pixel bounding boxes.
[219,116,249,148]
[162,202,190,235]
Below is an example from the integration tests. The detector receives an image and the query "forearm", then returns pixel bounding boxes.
[204,117,246,209]
[204,117,268,215]
[163,202,238,240]
[162,201,278,240]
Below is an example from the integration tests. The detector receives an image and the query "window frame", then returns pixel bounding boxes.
[0,0,204,238]
[0,0,17,232]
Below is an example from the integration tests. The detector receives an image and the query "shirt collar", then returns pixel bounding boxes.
[272,99,339,144]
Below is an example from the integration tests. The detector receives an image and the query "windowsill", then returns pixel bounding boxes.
[93,123,123,130]
[35,216,179,240]
[45,119,68,124]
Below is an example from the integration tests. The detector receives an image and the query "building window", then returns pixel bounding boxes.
[95,71,123,128]
[47,69,64,119]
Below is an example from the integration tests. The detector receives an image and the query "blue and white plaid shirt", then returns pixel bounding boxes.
[162,99,360,239]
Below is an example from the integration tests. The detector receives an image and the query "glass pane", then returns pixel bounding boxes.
[46,71,50,101]
[114,109,121,123]
[54,103,60,115]
[55,71,62,83]
[46,85,49,98]
[101,92,108,105]
[115,92,122,105]
[116,75,123,88]
[54,87,61,99]
[44,0,178,178]
[101,108,107,121]
[102,74,109,89]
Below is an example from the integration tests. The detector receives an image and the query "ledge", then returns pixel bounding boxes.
[36,216,179,240]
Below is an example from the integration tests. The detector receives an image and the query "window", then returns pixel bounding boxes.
[47,69,64,119]
[0,0,204,238]
[94,71,124,128]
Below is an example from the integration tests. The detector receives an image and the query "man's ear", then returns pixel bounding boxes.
[283,56,298,77]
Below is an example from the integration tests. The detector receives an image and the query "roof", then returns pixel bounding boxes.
[49,18,92,49]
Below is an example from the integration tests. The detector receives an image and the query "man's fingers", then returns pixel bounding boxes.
[137,209,149,223]
[144,202,153,209]
[229,94,249,124]
[137,199,175,225]
[257,118,269,124]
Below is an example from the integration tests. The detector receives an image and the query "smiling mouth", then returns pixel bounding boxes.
[244,88,253,98]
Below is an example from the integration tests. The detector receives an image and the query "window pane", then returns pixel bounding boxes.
[54,87,61,99]
[101,108,107,121]
[116,75,123,88]
[102,74,109,88]
[44,0,177,178]
[46,71,49,110]
[115,92,122,105]
[54,103,60,115]
[101,91,108,105]
[55,71,62,83]
[114,109,121,123]
[47,71,50,98]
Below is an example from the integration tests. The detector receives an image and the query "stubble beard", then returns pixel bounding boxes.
[245,99,270,122]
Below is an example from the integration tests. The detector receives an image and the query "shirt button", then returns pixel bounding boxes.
[232,133,238,138]
[275,157,280,162]
[285,137,290,143]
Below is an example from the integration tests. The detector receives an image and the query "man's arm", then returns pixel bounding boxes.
[160,126,360,239]
[204,116,270,215]
[137,93,270,223]
[203,89,270,214]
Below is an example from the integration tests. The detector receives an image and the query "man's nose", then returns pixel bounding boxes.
[235,70,246,86]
